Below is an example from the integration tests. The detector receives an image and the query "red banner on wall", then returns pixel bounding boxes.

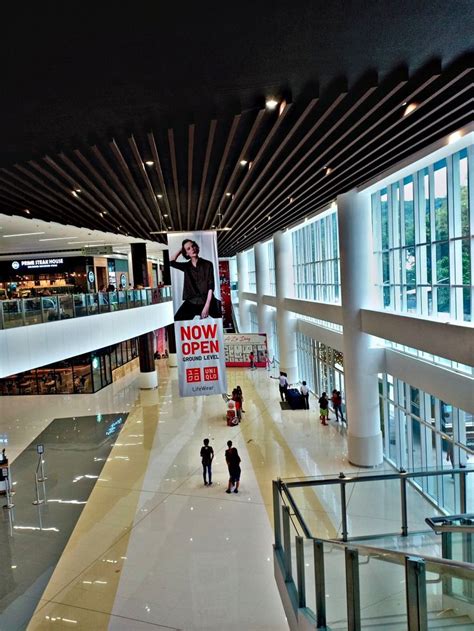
[218,260,233,332]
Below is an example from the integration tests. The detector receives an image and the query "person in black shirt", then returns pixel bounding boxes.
[200,438,214,486]
[170,239,221,321]
[319,392,329,426]
[225,440,241,493]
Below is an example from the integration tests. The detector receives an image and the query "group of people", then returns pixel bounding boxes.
[318,389,344,425]
[200,439,242,493]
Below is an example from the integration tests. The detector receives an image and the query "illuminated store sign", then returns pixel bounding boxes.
[11,258,64,270]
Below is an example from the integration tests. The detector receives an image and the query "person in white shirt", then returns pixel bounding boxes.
[300,381,309,409]
[278,372,288,401]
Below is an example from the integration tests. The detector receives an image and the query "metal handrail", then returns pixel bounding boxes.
[279,464,473,541]
[273,478,474,631]
[283,465,473,487]
[426,513,474,534]
[0,286,172,330]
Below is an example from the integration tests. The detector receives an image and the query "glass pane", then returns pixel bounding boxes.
[359,555,407,630]
[459,151,469,237]
[324,544,347,629]
[403,176,415,246]
[434,160,448,241]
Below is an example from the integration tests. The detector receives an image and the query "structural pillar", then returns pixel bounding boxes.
[337,189,383,466]
[274,230,297,383]
[237,251,251,332]
[131,243,158,389]
[254,242,272,335]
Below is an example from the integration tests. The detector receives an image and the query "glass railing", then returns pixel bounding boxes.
[0,286,172,330]
[273,478,474,630]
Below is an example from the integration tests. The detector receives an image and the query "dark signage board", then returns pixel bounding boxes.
[0,256,91,280]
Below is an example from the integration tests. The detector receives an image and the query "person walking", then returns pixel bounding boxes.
[200,438,214,486]
[319,392,329,425]
[236,385,245,412]
[332,390,344,423]
[278,372,289,401]
[249,351,255,370]
[225,440,241,493]
[300,381,310,409]
[232,388,242,422]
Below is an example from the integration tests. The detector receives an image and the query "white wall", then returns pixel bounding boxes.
[0,302,174,377]
[361,309,474,368]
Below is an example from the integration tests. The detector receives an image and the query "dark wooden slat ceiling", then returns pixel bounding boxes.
[0,59,471,257]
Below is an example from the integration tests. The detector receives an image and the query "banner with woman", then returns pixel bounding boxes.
[168,231,227,397]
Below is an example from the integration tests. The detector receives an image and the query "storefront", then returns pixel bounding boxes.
[0,337,140,396]
[0,256,95,296]
[0,254,133,296]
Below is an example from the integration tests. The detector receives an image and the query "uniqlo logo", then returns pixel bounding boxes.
[186,368,201,383]
[204,366,219,381]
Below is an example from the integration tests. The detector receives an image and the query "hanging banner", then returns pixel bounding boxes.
[218,260,234,331]
[168,231,227,397]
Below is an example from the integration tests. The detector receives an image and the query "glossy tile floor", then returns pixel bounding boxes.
[0,364,442,630]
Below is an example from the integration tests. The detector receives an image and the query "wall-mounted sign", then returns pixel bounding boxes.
[11,258,64,270]
[81,246,113,256]
[88,270,95,284]
[36,444,44,455]
[119,273,127,288]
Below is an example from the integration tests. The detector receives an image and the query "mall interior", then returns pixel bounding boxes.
[0,4,473,630]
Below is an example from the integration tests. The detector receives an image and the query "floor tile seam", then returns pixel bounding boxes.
[37,599,181,630]
[94,482,170,496]
[171,490,267,507]
[34,424,174,609]
[240,384,340,536]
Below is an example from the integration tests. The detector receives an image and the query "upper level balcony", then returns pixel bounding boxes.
[0,287,172,330]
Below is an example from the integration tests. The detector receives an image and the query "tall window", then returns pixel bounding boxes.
[247,249,256,292]
[292,208,340,303]
[296,331,345,412]
[379,373,472,513]
[249,304,259,333]
[268,240,276,295]
[372,147,473,322]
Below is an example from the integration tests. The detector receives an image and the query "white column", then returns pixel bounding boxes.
[337,189,383,466]
[274,230,297,382]
[237,251,250,332]
[254,242,271,334]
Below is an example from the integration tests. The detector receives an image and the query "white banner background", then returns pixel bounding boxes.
[168,231,227,397]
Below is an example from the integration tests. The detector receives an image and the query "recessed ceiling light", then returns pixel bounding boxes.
[240,160,248,166]
[226,192,231,197]
[163,214,168,217]
[403,102,418,116]
[168,226,172,230]
[324,167,332,176]
[267,215,271,220]
[145,161,154,166]
[288,197,294,203]
[448,130,463,144]
[24,208,31,214]
[3,232,46,238]
[156,193,163,198]
[72,191,79,198]
[211,225,216,228]
[39,236,78,242]
[266,98,278,110]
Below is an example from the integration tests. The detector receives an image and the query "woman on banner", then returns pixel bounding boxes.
[170,239,222,321]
